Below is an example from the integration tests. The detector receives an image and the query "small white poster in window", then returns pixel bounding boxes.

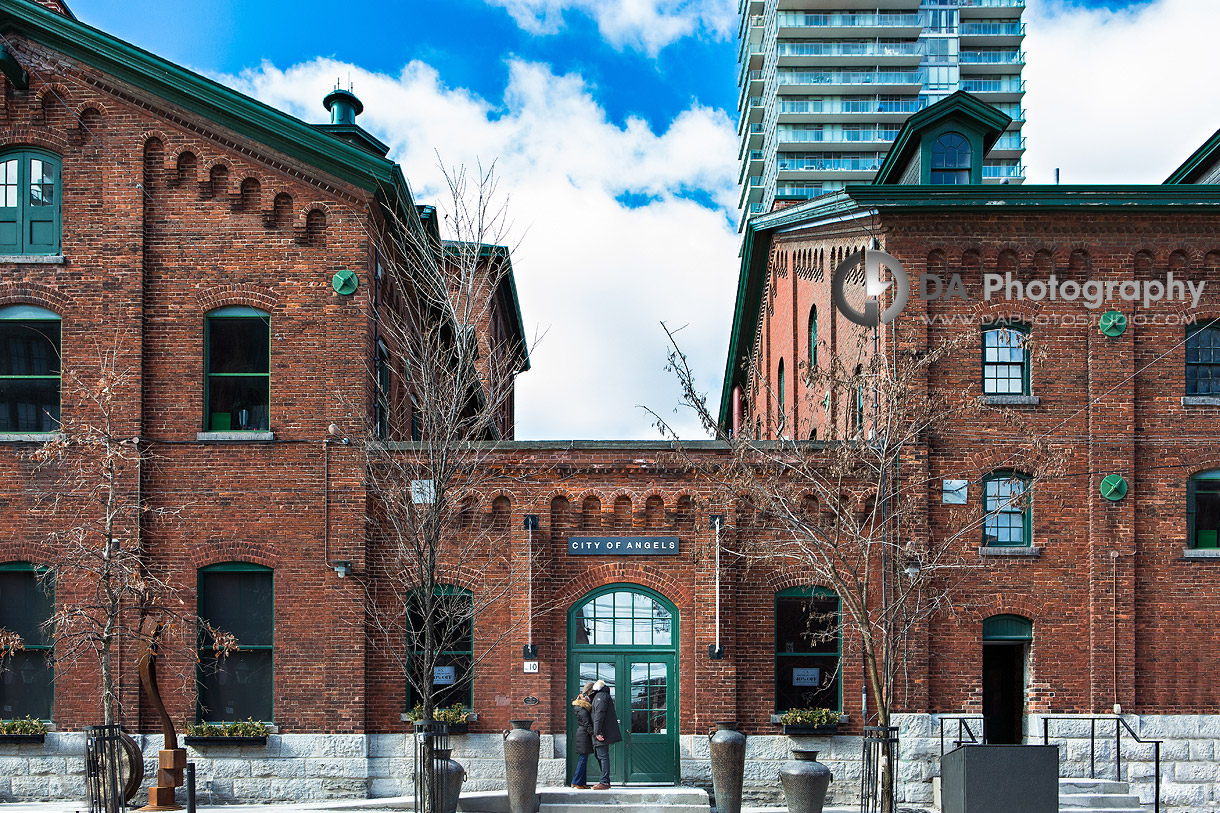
[412,480,436,504]
[793,667,821,687]
[433,666,456,685]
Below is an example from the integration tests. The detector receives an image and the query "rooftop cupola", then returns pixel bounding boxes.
[314,83,390,157]
[324,87,363,126]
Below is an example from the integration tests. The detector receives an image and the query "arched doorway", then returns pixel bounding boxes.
[982,614,1032,744]
[566,584,679,784]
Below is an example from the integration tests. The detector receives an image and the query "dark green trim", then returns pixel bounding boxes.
[0,305,59,320]
[0,561,46,572]
[0,43,29,91]
[982,470,1032,548]
[196,563,274,723]
[198,562,272,573]
[982,614,1033,642]
[1,0,404,196]
[874,91,1011,185]
[774,587,842,712]
[1166,126,1220,184]
[405,585,475,710]
[981,322,1031,397]
[203,311,270,432]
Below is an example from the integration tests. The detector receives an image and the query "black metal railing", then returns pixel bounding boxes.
[1041,716,1162,813]
[413,720,451,813]
[861,725,899,813]
[938,715,985,755]
[85,725,127,813]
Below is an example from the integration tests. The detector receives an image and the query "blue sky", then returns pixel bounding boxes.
[65,0,1217,440]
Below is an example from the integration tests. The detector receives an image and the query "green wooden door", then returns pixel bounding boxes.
[567,585,678,785]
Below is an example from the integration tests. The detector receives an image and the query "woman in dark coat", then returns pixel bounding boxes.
[570,682,596,789]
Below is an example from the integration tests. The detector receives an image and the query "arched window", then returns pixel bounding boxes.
[1188,469,1220,549]
[852,364,865,437]
[809,306,818,370]
[572,589,672,647]
[0,305,61,434]
[983,324,1030,396]
[931,132,971,184]
[407,586,474,710]
[0,562,53,720]
[205,306,270,432]
[197,563,273,722]
[1186,319,1220,396]
[0,150,61,255]
[775,587,841,712]
[777,359,786,425]
[983,472,1032,547]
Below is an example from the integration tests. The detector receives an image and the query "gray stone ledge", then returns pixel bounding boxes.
[0,433,59,443]
[1182,396,1220,407]
[982,395,1040,406]
[0,255,63,264]
[1181,549,1220,559]
[979,546,1041,557]
[196,431,275,442]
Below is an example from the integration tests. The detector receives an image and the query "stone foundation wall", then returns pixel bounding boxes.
[1,716,1216,810]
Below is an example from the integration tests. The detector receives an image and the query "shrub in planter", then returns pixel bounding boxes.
[779,708,842,734]
[184,718,271,744]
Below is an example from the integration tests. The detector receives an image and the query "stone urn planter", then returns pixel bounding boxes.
[503,719,540,813]
[434,747,467,813]
[780,749,833,813]
[707,721,746,813]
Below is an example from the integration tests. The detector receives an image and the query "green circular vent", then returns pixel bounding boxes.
[332,269,359,296]
[1099,310,1127,337]
[1100,474,1128,502]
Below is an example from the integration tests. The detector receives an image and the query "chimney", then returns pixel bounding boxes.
[324,87,363,126]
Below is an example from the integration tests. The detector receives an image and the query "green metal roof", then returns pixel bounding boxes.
[1166,125,1220,184]
[873,90,1011,185]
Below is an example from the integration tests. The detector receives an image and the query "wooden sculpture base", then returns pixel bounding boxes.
[136,749,185,811]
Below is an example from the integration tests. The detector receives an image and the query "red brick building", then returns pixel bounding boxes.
[2,2,1220,810]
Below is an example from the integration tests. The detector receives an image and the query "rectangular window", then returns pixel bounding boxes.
[197,565,273,722]
[0,309,61,433]
[205,309,270,431]
[983,326,1029,395]
[376,341,390,439]
[983,475,1031,547]
[0,564,53,720]
[1189,473,1220,549]
[775,589,841,712]
[407,590,474,710]
[0,151,61,255]
[1186,322,1220,396]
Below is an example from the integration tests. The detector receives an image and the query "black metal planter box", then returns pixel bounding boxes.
[446,723,468,735]
[183,735,267,746]
[941,745,1058,813]
[0,733,45,744]
[782,724,839,736]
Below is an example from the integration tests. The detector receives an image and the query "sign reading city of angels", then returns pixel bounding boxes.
[568,536,680,556]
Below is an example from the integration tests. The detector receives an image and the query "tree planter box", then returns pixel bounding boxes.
[782,724,839,736]
[183,735,267,746]
[0,733,45,744]
[446,723,468,735]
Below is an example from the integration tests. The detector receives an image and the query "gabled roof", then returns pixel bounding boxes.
[873,90,1012,185]
[1165,126,1220,184]
[1,0,408,205]
[442,241,530,374]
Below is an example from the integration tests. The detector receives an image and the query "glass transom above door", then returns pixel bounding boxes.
[573,590,672,646]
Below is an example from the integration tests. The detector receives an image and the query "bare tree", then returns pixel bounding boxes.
[346,162,544,807]
[653,318,1066,811]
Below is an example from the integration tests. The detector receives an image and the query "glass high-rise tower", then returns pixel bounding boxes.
[737,0,1026,229]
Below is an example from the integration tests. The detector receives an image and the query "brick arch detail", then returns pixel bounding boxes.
[554,564,693,613]
[763,569,838,595]
[33,84,71,108]
[0,284,74,312]
[0,128,70,152]
[73,100,109,119]
[972,296,1041,324]
[194,286,279,315]
[299,201,334,228]
[189,543,279,570]
[965,598,1041,626]
[0,544,58,569]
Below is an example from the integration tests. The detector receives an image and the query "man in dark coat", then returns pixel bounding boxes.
[589,678,622,789]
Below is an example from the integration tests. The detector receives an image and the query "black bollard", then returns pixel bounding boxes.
[186,763,196,813]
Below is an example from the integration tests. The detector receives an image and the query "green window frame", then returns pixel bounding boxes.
[0,150,61,256]
[982,614,1033,642]
[376,340,390,439]
[931,132,971,184]
[1188,469,1220,549]
[0,305,61,434]
[774,586,841,712]
[0,562,54,721]
[1186,320,1220,396]
[406,586,474,711]
[197,563,273,722]
[777,358,786,420]
[982,324,1030,396]
[983,471,1032,547]
[809,306,818,370]
[204,307,270,431]
[572,587,674,649]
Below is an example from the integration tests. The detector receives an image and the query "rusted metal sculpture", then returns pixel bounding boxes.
[137,617,185,811]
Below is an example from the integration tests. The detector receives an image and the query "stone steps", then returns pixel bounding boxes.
[458,786,710,813]
[1059,777,1146,812]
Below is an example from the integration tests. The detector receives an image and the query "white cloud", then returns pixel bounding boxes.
[482,0,737,55]
[1023,0,1220,184]
[223,58,740,440]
